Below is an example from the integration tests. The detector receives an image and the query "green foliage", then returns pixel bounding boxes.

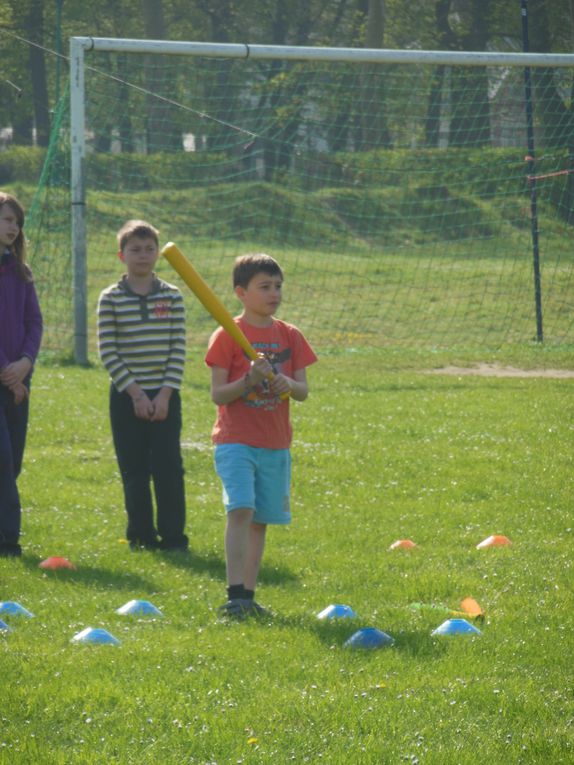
[302,147,528,196]
[0,147,46,184]
[314,185,496,244]
[1,354,573,763]
[77,174,542,250]
[78,180,511,248]
[86,150,227,191]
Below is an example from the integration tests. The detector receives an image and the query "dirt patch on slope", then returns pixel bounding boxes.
[427,363,574,379]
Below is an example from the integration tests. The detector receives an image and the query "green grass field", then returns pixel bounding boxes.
[1,349,573,764]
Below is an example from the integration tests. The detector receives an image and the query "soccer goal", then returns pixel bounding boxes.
[28,38,574,361]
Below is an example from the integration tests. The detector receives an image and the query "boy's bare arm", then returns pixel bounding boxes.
[212,362,308,405]
[211,365,244,405]
[270,368,309,401]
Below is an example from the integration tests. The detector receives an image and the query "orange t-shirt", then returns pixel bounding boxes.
[205,317,317,449]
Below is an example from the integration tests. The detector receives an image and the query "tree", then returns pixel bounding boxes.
[141,0,182,151]
[2,0,50,146]
[424,0,456,147]
[527,0,574,147]
[526,0,574,223]
[27,0,50,147]
[446,0,492,147]
[355,0,393,150]
[195,0,240,153]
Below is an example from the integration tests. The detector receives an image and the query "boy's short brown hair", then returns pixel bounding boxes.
[117,219,159,252]
[233,253,283,289]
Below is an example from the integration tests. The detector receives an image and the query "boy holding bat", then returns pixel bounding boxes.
[205,253,317,619]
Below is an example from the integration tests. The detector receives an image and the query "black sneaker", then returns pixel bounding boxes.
[0,543,22,558]
[158,540,189,553]
[129,539,159,551]
[246,600,272,619]
[217,598,251,621]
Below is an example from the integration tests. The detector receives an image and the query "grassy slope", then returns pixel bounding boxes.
[1,353,572,764]
[8,172,574,356]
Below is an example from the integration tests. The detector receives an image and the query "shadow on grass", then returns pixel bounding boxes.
[156,548,300,586]
[21,554,158,591]
[269,616,450,658]
[389,629,450,658]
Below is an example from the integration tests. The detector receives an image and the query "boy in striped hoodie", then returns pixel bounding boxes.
[97,220,188,552]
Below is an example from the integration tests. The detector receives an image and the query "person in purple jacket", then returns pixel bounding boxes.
[0,192,43,558]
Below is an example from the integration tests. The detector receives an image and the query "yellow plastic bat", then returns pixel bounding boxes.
[161,242,289,398]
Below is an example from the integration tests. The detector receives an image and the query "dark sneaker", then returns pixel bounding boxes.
[0,543,22,558]
[217,598,251,621]
[129,539,159,551]
[246,600,272,619]
[158,540,189,553]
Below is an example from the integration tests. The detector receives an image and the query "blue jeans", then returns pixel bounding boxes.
[109,386,188,549]
[0,381,29,549]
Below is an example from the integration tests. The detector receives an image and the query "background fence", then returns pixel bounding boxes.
[25,41,574,359]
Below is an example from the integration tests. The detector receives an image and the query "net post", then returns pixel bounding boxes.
[521,0,544,343]
[70,37,88,364]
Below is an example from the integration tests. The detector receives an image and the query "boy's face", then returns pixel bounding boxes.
[119,235,159,278]
[235,271,283,318]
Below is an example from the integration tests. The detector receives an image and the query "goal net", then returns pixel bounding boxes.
[27,40,574,360]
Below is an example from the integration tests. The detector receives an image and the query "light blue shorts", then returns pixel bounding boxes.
[214,443,291,525]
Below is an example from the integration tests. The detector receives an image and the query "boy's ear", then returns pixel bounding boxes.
[234,285,245,300]
[117,250,125,262]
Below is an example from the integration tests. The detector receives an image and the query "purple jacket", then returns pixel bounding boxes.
[0,251,43,370]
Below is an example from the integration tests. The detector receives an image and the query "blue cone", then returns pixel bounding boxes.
[0,619,12,633]
[344,627,394,649]
[0,601,34,618]
[317,604,357,620]
[71,627,120,645]
[432,618,482,636]
[116,599,163,617]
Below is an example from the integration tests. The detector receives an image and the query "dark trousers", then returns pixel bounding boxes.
[110,386,188,549]
[0,382,29,549]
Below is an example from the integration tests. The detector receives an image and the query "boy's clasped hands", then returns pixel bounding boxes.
[249,354,292,398]
[128,384,172,421]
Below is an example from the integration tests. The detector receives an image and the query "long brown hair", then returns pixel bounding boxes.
[0,191,31,282]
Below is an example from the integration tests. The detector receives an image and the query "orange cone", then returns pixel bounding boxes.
[39,556,76,570]
[388,539,417,550]
[460,597,485,618]
[476,534,511,549]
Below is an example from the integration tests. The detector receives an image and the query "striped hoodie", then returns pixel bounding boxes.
[97,274,185,392]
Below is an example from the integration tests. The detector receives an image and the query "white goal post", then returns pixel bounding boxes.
[69,36,574,363]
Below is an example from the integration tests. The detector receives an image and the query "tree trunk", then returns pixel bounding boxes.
[528,0,574,226]
[116,55,135,153]
[141,0,181,152]
[260,3,308,180]
[357,0,392,150]
[449,0,491,148]
[425,0,455,147]
[529,0,573,148]
[12,114,34,146]
[449,66,490,147]
[27,0,50,147]
[199,1,239,153]
[425,66,445,147]
[365,0,384,48]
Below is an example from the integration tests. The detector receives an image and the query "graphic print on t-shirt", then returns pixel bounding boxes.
[243,343,291,411]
